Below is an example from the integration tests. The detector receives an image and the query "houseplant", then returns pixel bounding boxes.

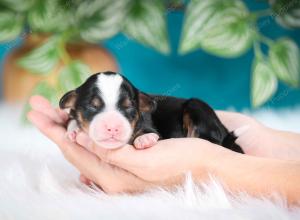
[0,0,299,109]
[0,0,170,106]
[179,0,300,107]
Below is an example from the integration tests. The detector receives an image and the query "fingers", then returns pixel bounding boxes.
[74,138,154,193]
[28,110,105,181]
[72,139,154,193]
[29,95,68,124]
[27,109,85,164]
[27,109,96,169]
[91,143,152,176]
[28,96,155,194]
[90,162,153,194]
[27,110,66,146]
[77,145,153,193]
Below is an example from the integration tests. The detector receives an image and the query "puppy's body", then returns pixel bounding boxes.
[60,72,243,153]
[150,96,243,153]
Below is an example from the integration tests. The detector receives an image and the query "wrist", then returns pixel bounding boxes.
[205,148,240,179]
[190,140,239,182]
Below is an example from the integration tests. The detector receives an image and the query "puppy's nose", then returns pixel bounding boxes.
[105,125,120,136]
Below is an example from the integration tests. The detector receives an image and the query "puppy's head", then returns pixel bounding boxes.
[59,71,156,149]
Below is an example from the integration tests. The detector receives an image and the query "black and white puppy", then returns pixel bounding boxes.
[59,71,243,153]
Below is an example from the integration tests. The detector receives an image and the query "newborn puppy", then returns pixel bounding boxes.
[59,71,159,149]
[59,71,243,153]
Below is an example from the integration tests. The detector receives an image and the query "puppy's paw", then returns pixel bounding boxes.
[134,133,159,149]
[67,130,78,142]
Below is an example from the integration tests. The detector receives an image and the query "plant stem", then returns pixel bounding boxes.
[56,32,73,93]
[58,29,77,65]
[259,35,274,47]
[253,41,264,60]
[58,39,71,65]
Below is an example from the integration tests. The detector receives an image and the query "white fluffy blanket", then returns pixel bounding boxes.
[0,104,300,220]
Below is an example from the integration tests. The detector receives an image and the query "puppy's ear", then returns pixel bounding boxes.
[59,90,77,109]
[138,92,156,113]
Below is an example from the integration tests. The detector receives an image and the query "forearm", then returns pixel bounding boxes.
[201,150,300,204]
[265,129,300,161]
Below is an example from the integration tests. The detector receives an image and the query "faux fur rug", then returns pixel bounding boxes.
[0,104,300,220]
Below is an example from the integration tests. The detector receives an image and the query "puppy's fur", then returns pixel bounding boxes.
[60,72,243,153]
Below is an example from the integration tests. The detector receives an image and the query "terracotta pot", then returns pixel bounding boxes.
[3,35,118,103]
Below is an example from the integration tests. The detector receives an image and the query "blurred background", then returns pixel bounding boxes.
[0,0,299,115]
[1,1,300,217]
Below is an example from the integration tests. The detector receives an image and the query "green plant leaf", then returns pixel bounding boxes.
[269,0,300,28]
[123,0,170,54]
[32,81,58,104]
[76,0,128,42]
[269,38,300,87]
[28,0,71,33]
[0,10,24,42]
[58,61,91,92]
[180,0,254,57]
[21,81,59,123]
[0,0,36,12]
[251,58,278,107]
[17,36,60,75]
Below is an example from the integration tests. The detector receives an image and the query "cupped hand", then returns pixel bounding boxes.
[28,95,234,192]
[27,95,299,194]
[27,96,158,193]
[77,133,233,183]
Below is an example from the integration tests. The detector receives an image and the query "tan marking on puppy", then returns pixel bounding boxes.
[128,114,140,143]
[138,93,154,112]
[76,111,90,133]
[183,111,197,137]
[60,90,77,109]
[121,97,132,108]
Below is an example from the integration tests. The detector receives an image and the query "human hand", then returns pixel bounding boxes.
[75,129,300,204]
[28,95,300,196]
[76,131,234,183]
[27,96,162,193]
[72,109,271,185]
[28,96,235,192]
[216,111,268,156]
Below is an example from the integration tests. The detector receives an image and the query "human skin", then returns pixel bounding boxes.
[28,95,300,204]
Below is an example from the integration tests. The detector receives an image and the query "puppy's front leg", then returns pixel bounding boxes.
[133,130,159,149]
[134,133,159,149]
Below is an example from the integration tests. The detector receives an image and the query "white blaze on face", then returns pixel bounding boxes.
[97,73,123,111]
[89,73,133,149]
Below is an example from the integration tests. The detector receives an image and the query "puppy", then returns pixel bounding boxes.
[59,71,243,153]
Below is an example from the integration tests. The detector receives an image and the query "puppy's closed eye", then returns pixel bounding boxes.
[90,97,103,109]
[121,98,133,109]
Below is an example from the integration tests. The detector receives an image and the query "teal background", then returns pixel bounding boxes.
[1,0,300,110]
